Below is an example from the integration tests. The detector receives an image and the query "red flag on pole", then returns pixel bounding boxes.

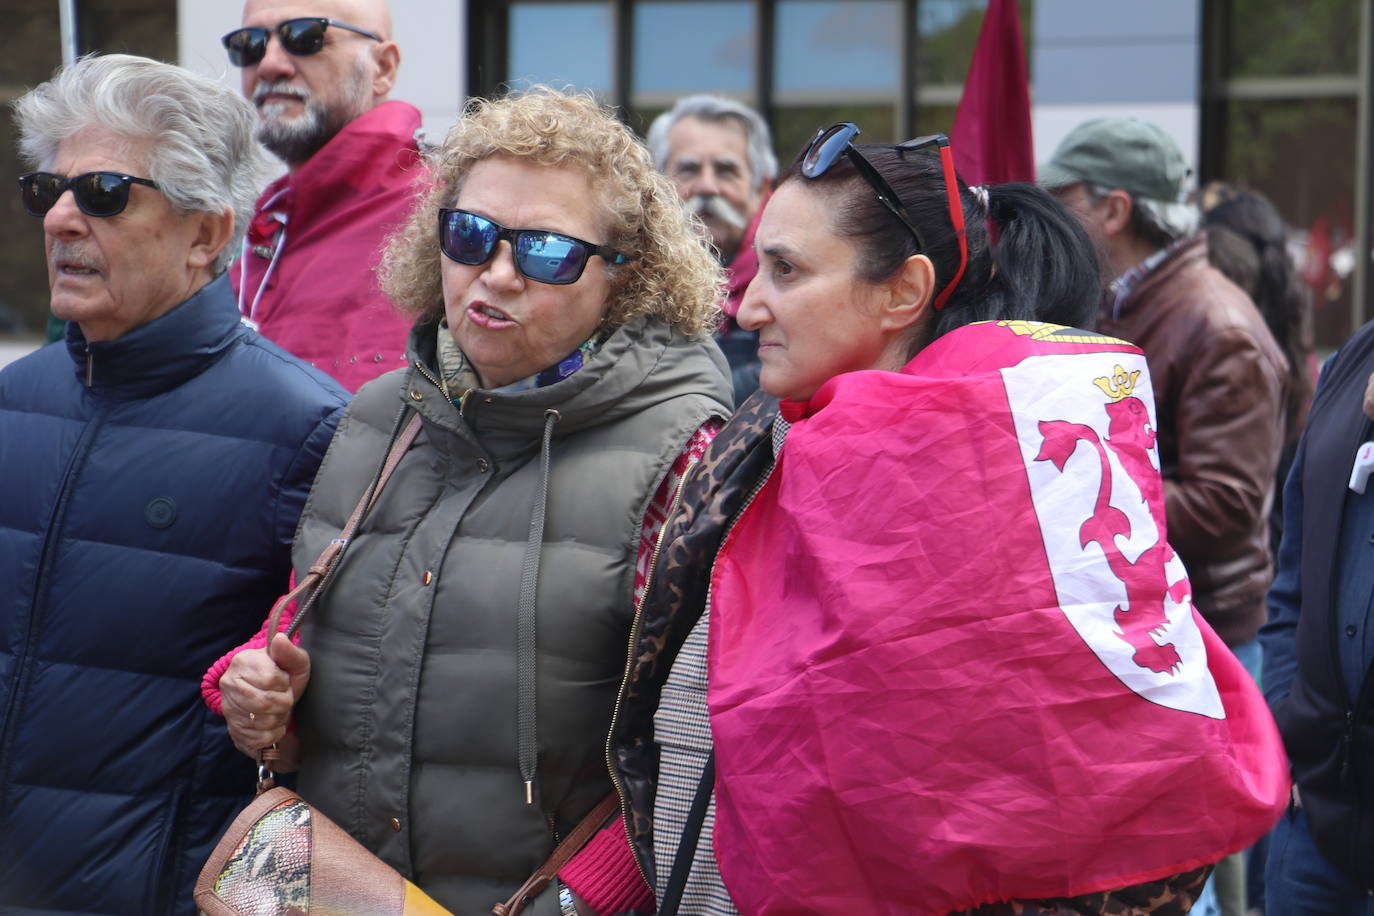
[950,0,1034,185]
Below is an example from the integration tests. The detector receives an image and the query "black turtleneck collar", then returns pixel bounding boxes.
[64,274,245,399]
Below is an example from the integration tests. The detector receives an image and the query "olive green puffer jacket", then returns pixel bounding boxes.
[292,315,731,913]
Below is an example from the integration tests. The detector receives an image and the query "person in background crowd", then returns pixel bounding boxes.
[1043,120,1290,916]
[1042,117,1289,916]
[1200,181,1315,554]
[648,94,776,403]
[205,88,732,914]
[0,54,346,915]
[1199,186,1314,915]
[225,0,419,390]
[1260,338,1374,915]
[600,123,1286,915]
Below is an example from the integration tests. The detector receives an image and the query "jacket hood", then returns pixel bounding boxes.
[402,315,731,457]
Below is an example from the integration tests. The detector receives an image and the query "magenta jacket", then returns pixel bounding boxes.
[230,100,424,392]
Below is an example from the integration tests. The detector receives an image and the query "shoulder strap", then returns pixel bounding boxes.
[492,791,621,916]
[657,751,715,916]
[262,408,423,642]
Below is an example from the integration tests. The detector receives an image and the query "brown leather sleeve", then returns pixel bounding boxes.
[1162,325,1286,554]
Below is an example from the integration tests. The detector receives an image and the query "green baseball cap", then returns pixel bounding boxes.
[1038,117,1187,202]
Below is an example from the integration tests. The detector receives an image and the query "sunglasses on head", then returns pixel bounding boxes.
[438,208,629,286]
[18,171,159,218]
[222,17,382,67]
[801,122,968,310]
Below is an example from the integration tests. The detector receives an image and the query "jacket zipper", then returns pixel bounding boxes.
[657,459,778,882]
[85,350,94,387]
[606,470,692,889]
[0,408,105,802]
[605,438,781,890]
[413,359,471,415]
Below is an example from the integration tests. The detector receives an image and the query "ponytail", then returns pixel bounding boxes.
[927,182,1102,346]
[1202,189,1314,440]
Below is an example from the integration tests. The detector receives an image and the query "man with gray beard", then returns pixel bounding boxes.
[223,0,419,391]
[649,95,776,402]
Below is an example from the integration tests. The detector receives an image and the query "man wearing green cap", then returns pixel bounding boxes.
[1043,116,1288,916]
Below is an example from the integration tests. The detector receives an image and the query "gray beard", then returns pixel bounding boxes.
[253,57,371,167]
[256,97,349,166]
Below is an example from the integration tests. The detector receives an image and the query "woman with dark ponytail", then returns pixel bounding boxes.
[1200,182,1314,553]
[591,125,1287,916]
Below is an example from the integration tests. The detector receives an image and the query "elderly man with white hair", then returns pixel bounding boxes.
[648,95,777,402]
[0,54,346,915]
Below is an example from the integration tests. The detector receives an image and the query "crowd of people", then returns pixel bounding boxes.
[0,2,1367,915]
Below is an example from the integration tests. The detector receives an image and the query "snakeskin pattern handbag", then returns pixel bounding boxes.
[195,786,451,915]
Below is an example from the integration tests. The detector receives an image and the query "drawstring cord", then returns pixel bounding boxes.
[237,188,289,324]
[517,408,560,804]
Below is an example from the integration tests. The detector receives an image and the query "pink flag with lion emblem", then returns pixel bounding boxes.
[707,320,1288,916]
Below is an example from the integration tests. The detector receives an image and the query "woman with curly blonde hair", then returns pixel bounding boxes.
[208,87,732,914]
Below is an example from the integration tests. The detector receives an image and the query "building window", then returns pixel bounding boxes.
[1202,0,1367,349]
[770,1,902,157]
[472,0,1032,170]
[508,2,615,94]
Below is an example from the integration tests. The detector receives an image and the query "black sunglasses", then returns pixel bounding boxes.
[801,123,968,310]
[18,171,159,218]
[438,208,629,285]
[222,17,382,67]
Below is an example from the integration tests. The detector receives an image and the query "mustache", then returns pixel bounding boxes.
[686,194,747,230]
[50,239,106,273]
[253,80,312,106]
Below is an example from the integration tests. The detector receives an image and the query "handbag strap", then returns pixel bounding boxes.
[257,409,422,789]
[262,409,423,642]
[492,791,621,916]
[657,751,715,916]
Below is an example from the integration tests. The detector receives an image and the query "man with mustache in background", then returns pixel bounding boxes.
[649,95,776,402]
[225,0,419,391]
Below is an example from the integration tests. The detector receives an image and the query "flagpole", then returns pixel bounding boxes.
[59,0,79,65]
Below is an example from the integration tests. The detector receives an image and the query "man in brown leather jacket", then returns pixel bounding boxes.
[1042,117,1287,652]
[1042,117,1287,916]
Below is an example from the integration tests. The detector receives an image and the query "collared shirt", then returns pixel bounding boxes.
[1106,237,1186,320]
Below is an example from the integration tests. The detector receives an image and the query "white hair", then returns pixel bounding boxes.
[647,94,777,192]
[14,53,271,273]
[1086,182,1198,248]
[1135,196,1199,239]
